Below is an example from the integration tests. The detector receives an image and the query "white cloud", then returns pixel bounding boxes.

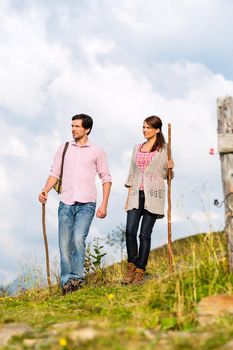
[80,37,116,64]
[111,0,233,51]
[113,0,184,36]
[0,6,70,118]
[191,210,220,223]
[0,167,9,196]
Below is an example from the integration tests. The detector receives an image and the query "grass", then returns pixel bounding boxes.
[0,231,233,349]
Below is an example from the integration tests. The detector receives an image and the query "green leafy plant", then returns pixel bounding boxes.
[85,238,108,285]
[90,238,107,271]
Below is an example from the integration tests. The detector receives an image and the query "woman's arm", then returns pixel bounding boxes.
[125,146,137,188]
[125,186,132,211]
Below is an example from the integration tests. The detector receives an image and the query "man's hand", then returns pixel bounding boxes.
[38,191,48,204]
[96,204,107,219]
[38,177,58,204]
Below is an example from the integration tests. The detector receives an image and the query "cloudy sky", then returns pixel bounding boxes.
[1,0,233,285]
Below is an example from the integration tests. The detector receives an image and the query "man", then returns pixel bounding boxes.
[38,114,112,295]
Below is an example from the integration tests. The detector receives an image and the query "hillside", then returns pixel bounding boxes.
[1,231,233,350]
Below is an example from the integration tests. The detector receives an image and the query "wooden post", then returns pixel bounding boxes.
[217,96,233,272]
[42,192,51,289]
[167,123,173,273]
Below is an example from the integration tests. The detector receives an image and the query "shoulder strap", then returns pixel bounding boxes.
[57,142,69,194]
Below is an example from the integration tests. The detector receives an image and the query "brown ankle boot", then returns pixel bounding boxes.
[131,268,145,285]
[122,263,136,285]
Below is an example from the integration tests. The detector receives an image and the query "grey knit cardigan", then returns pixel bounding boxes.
[125,144,173,218]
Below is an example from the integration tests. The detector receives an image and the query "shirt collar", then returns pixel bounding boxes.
[71,139,91,148]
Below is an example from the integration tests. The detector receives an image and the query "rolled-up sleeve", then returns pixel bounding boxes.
[125,168,133,187]
[125,147,136,188]
[50,144,64,179]
[97,149,112,184]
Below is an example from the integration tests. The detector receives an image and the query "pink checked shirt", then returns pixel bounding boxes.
[50,140,112,205]
[136,144,157,190]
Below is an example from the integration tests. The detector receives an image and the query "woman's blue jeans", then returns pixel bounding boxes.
[58,201,96,286]
[126,191,157,270]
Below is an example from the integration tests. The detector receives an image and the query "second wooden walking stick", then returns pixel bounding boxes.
[42,192,51,289]
[167,123,173,273]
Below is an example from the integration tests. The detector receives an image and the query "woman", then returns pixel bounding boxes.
[122,115,174,285]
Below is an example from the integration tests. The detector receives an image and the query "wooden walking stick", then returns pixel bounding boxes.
[42,192,51,289]
[167,123,173,273]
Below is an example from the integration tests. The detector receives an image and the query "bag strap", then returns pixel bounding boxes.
[57,142,69,194]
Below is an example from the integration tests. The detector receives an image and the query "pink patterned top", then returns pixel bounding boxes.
[136,144,157,190]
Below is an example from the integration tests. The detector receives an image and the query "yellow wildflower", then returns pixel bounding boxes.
[59,338,67,346]
[107,293,115,300]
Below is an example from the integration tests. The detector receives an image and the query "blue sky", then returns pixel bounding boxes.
[1,0,233,285]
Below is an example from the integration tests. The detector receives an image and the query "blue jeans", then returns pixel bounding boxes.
[58,201,96,286]
[126,191,157,270]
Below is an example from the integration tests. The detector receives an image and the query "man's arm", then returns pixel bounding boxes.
[96,148,112,219]
[38,143,65,204]
[38,176,58,204]
[96,182,111,219]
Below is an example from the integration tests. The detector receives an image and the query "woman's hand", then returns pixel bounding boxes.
[167,160,174,169]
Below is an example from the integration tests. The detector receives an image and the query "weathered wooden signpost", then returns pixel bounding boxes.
[167,123,173,273]
[217,96,233,272]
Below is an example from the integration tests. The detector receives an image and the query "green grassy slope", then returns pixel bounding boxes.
[1,231,233,350]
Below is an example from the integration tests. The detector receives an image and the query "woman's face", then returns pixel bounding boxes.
[143,121,160,140]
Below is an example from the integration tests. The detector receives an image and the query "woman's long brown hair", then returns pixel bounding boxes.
[144,116,165,152]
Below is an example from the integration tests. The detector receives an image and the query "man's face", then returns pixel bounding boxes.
[71,119,89,141]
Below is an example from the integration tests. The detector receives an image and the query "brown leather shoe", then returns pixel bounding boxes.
[70,279,82,292]
[131,268,144,285]
[62,281,72,295]
[121,263,136,285]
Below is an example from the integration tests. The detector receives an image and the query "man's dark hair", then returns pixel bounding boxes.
[72,114,93,135]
